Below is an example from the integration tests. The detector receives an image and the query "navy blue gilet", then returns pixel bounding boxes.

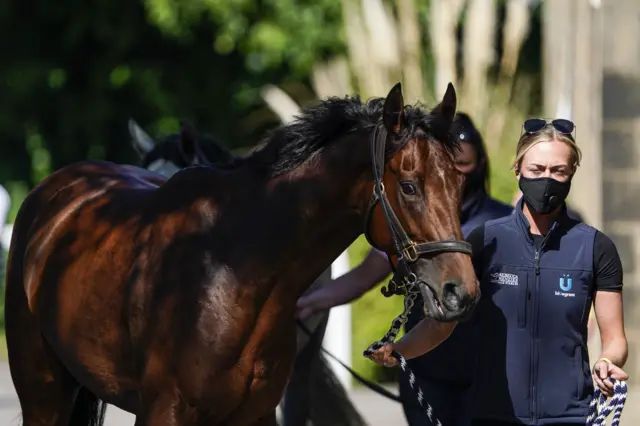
[469,199,596,425]
[404,192,513,384]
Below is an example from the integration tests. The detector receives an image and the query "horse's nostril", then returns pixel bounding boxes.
[442,280,464,311]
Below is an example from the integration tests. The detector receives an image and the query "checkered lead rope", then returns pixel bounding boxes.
[362,277,443,426]
[586,378,628,426]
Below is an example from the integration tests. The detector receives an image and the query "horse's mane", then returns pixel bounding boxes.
[245,95,460,178]
[144,96,459,178]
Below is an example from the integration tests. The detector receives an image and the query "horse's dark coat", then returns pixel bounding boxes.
[4,83,478,426]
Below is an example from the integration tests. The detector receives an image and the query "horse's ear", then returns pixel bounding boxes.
[431,83,457,133]
[128,119,155,158]
[383,82,405,135]
[178,121,200,164]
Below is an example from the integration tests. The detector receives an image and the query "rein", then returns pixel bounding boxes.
[586,378,628,426]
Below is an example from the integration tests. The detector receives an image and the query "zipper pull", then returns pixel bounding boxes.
[534,250,540,275]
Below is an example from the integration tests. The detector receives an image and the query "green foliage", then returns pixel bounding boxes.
[0,0,331,216]
[143,0,346,76]
[488,147,519,205]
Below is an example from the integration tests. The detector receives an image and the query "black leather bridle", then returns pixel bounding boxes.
[363,124,473,297]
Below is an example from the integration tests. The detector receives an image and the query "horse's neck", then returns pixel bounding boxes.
[283,206,362,296]
[237,157,369,299]
[171,136,372,299]
[269,143,375,296]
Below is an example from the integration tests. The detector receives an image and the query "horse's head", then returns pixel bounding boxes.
[128,119,216,178]
[363,82,479,323]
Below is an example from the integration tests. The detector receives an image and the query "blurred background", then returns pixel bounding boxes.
[0,0,639,424]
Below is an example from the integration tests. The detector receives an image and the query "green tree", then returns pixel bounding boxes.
[1,0,348,220]
[143,0,346,77]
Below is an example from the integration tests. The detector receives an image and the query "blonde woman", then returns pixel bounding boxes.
[369,118,628,426]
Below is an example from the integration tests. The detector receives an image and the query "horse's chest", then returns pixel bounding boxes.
[223,339,297,424]
[173,323,296,424]
[228,318,298,395]
[175,289,297,405]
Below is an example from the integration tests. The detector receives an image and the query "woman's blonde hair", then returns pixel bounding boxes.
[511,124,582,173]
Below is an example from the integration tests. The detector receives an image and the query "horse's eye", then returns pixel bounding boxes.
[399,181,417,196]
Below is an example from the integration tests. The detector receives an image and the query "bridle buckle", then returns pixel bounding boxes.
[403,243,419,263]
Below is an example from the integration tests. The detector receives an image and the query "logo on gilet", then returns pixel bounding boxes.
[559,274,572,291]
[490,272,518,286]
[555,273,575,298]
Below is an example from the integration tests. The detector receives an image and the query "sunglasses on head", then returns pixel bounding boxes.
[522,118,575,136]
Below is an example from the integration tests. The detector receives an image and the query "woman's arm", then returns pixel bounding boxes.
[296,248,391,319]
[591,231,629,396]
[592,290,629,396]
[393,318,457,359]
[367,225,485,367]
[365,319,456,367]
[593,291,628,368]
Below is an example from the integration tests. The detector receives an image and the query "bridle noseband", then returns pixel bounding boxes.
[363,124,472,298]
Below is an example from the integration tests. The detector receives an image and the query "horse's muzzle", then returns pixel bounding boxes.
[419,281,479,323]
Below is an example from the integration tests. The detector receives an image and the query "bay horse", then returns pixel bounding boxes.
[4,82,479,426]
[128,120,367,426]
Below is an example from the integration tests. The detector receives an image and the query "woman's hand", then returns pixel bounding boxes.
[365,343,398,368]
[592,358,629,397]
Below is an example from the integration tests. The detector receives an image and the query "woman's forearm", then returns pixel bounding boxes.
[599,336,628,368]
[393,317,457,360]
[334,250,391,302]
[593,291,628,368]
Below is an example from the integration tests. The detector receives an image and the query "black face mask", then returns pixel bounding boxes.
[518,176,571,215]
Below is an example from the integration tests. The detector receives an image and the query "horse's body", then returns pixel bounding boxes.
[5,83,479,425]
[128,120,365,426]
[7,161,310,424]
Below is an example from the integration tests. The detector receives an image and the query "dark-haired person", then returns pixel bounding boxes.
[368,118,629,426]
[296,112,513,426]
